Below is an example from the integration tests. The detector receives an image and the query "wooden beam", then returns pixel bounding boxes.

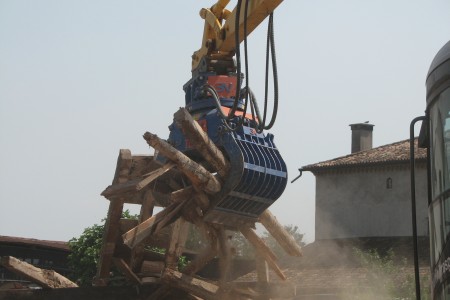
[143,132,221,195]
[95,149,131,285]
[174,108,229,178]
[0,256,77,289]
[239,226,286,281]
[162,268,219,300]
[122,214,158,249]
[259,210,303,257]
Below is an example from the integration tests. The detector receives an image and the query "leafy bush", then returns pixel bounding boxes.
[353,248,430,300]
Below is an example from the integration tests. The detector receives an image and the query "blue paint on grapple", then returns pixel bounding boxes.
[164,71,287,225]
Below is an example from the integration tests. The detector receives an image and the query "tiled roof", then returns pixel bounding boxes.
[302,138,427,172]
[0,236,70,252]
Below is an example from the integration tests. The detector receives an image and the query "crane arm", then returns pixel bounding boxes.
[192,0,283,71]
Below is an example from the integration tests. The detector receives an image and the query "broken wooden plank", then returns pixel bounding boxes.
[259,210,303,257]
[143,131,221,195]
[162,268,219,300]
[137,162,175,190]
[174,107,230,178]
[239,226,286,281]
[101,162,176,198]
[0,256,77,289]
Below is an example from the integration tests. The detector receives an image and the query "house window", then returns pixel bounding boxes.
[386,177,393,189]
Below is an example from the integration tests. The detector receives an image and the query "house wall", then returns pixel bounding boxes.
[315,164,428,240]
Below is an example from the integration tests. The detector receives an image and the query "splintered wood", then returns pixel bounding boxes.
[96,107,302,299]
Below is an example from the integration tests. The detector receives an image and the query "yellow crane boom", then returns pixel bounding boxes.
[192,0,283,71]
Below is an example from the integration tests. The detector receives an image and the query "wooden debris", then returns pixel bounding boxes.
[143,131,221,194]
[101,162,175,198]
[1,256,77,289]
[95,107,303,298]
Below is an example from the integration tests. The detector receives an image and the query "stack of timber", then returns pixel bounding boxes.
[96,108,303,300]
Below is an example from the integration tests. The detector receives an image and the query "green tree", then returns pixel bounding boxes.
[352,248,430,300]
[67,210,137,286]
[67,222,104,286]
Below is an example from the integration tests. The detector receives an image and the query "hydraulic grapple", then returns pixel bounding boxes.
[164,67,287,226]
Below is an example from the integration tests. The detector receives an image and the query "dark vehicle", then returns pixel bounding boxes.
[413,40,450,299]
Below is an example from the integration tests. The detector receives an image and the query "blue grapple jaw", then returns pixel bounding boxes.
[166,105,287,227]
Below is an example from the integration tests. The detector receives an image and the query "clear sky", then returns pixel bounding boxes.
[0,1,449,244]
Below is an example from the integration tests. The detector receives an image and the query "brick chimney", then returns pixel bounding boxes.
[350,122,374,153]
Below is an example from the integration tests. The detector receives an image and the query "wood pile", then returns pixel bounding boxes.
[95,107,303,299]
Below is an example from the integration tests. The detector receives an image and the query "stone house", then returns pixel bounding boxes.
[301,123,428,241]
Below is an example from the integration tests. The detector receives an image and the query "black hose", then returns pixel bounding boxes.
[258,13,279,133]
[228,0,243,119]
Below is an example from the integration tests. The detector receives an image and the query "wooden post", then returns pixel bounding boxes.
[143,132,221,195]
[1,256,78,288]
[95,149,131,285]
[174,108,230,178]
[259,210,303,257]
